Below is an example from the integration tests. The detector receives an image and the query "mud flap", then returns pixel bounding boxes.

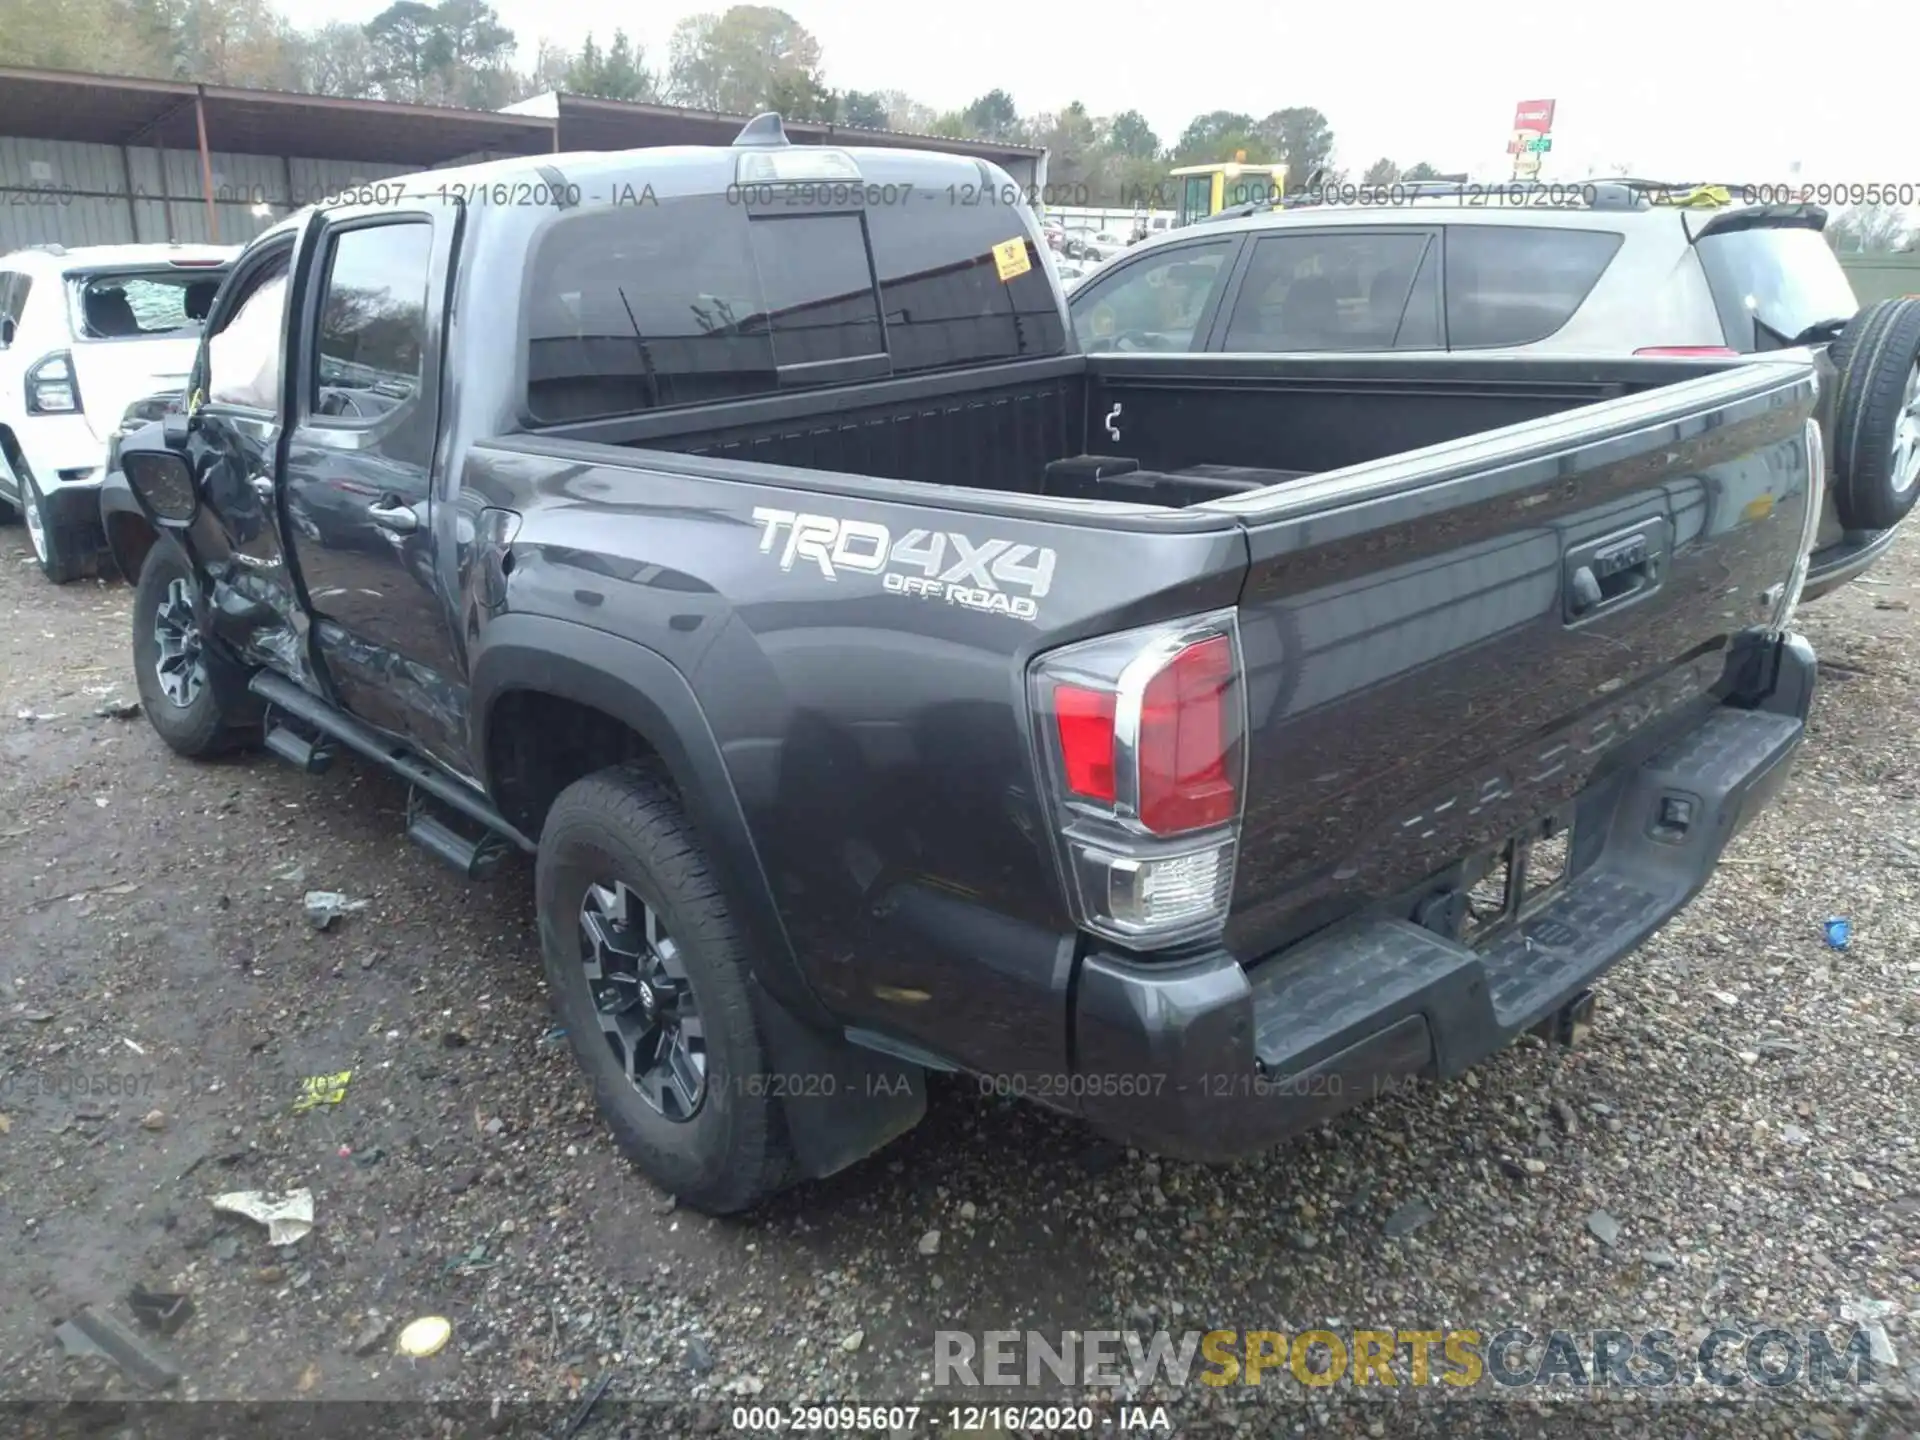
[751,981,926,1180]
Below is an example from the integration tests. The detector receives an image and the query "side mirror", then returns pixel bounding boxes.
[122,443,198,527]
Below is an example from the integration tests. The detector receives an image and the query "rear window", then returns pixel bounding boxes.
[1443,226,1623,348]
[1222,231,1440,351]
[524,191,1066,424]
[72,269,225,340]
[1694,223,1859,351]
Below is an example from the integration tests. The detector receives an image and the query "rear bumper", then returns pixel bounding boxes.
[1070,633,1815,1162]
[1802,524,1901,603]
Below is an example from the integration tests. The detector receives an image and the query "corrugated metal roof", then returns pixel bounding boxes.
[0,68,1044,172]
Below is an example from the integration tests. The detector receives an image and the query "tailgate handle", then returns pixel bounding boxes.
[1564,518,1668,622]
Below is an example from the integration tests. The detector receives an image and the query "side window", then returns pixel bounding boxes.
[314,222,432,417]
[1221,231,1436,352]
[0,272,29,345]
[205,258,290,411]
[1071,241,1233,353]
[1444,226,1623,349]
[865,197,1066,374]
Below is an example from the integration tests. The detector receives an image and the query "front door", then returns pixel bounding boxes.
[278,205,465,767]
[182,231,314,685]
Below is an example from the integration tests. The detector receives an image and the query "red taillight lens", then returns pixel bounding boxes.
[1054,684,1117,802]
[1633,346,1738,356]
[1138,635,1236,834]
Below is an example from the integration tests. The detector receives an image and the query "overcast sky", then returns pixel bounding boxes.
[314,0,1916,184]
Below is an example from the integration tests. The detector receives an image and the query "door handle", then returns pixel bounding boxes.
[367,499,418,534]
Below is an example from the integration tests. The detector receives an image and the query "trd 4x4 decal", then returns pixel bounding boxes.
[751,507,1057,621]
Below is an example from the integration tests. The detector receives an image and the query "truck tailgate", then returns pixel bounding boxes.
[1219,359,1819,961]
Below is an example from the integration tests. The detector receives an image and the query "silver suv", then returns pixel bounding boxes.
[1065,181,1920,598]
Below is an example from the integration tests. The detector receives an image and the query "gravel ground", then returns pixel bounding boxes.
[0,520,1917,1439]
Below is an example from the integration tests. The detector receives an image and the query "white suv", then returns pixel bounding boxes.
[0,243,237,582]
[1066,181,1920,599]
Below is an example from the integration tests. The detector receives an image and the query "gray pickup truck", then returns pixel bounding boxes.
[104,117,1820,1213]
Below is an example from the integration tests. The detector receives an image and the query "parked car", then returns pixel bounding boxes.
[1066,182,1920,601]
[0,242,236,581]
[106,122,1817,1214]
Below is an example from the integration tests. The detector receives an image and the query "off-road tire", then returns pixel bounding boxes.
[536,763,792,1215]
[1830,297,1920,531]
[131,539,258,757]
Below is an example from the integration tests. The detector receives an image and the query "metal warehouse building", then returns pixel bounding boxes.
[0,67,1048,251]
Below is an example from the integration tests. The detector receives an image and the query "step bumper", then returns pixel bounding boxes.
[1069,643,1811,1163]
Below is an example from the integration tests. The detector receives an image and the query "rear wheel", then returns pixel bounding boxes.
[535,763,792,1214]
[131,540,257,757]
[20,466,89,584]
[1830,297,1920,531]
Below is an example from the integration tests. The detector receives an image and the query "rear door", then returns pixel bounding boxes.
[278,201,462,764]
[1214,358,1819,961]
[1205,227,1443,351]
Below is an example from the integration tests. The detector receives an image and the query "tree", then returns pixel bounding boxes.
[168,0,301,88]
[1402,161,1443,182]
[1106,109,1159,161]
[1827,203,1914,255]
[1169,111,1270,167]
[362,0,514,106]
[1254,106,1334,188]
[961,88,1020,141]
[764,67,833,122]
[667,6,825,114]
[1025,101,1104,195]
[364,1,441,100]
[838,89,889,129]
[876,90,939,134]
[567,28,654,100]
[292,22,379,97]
[1362,157,1401,186]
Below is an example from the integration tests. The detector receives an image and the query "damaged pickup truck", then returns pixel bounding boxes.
[104,117,1821,1213]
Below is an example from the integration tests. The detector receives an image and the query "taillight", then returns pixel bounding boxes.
[1031,610,1246,946]
[1633,345,1738,356]
[1774,416,1824,632]
[25,350,80,414]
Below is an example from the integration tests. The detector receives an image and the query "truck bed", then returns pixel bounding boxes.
[528,352,1725,512]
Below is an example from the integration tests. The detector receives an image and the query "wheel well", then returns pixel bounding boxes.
[486,690,673,840]
[105,511,159,585]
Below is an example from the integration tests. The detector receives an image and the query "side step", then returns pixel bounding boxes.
[406,789,511,879]
[264,718,334,774]
[248,670,534,863]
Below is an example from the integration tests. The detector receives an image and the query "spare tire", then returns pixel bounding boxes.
[1830,296,1920,531]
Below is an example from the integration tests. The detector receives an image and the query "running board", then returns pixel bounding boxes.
[248,670,534,857]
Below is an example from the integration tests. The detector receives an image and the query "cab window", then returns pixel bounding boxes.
[1071,241,1233,353]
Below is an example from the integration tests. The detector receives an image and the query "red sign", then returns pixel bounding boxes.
[1513,99,1556,132]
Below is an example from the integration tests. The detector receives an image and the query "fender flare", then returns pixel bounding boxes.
[467,613,831,1030]
[98,470,158,584]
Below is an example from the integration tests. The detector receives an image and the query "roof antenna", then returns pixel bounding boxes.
[733,113,790,148]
